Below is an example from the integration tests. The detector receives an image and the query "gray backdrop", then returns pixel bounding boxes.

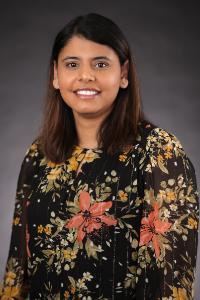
[0,0,199,298]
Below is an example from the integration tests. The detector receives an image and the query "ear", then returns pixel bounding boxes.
[120,59,129,89]
[53,60,59,89]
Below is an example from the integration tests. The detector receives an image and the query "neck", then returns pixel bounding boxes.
[73,113,104,149]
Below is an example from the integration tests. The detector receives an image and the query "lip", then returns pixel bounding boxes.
[73,88,101,93]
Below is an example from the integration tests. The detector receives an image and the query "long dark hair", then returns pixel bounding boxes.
[36,13,156,163]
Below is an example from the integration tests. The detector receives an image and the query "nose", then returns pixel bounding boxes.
[77,66,96,82]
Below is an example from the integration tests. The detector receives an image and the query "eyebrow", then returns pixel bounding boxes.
[62,56,112,62]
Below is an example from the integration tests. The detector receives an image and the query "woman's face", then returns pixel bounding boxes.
[53,35,128,120]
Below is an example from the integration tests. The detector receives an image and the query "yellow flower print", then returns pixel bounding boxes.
[71,250,77,259]
[26,143,39,158]
[84,151,96,163]
[119,154,127,162]
[38,225,43,233]
[158,190,166,200]
[188,217,198,229]
[5,272,16,286]
[118,190,128,202]
[76,153,86,162]
[13,217,20,226]
[43,225,52,235]
[30,143,37,151]
[158,189,176,202]
[72,146,84,156]
[1,285,20,300]
[166,191,176,201]
[172,287,187,300]
[157,154,164,163]
[63,250,70,259]
[160,129,170,139]
[164,144,173,152]
[47,161,63,168]
[47,168,62,180]
[68,156,79,172]
[148,135,157,143]
[63,249,77,261]
[164,151,173,159]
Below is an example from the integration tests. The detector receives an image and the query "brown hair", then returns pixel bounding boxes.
[36,13,156,163]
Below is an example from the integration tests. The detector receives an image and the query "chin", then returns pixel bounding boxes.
[74,109,104,117]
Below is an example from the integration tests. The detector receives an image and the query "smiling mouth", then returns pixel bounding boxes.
[74,90,101,99]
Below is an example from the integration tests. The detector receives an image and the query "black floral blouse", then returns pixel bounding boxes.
[0,121,199,300]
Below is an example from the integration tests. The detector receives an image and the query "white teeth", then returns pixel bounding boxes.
[76,90,99,95]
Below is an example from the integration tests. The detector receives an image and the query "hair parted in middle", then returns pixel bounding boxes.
[36,13,156,163]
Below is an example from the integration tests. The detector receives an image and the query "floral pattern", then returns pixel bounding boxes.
[65,190,117,243]
[0,121,199,299]
[139,202,172,259]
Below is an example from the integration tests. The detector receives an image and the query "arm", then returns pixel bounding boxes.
[136,128,199,299]
[0,140,40,300]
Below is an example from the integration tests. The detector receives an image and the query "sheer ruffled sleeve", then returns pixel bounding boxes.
[0,140,40,300]
[136,127,199,299]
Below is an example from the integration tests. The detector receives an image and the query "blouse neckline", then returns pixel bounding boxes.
[73,145,104,152]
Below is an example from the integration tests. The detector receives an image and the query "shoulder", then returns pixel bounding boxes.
[21,138,45,171]
[16,138,44,186]
[25,138,40,158]
[22,138,43,164]
[137,121,185,156]
[145,127,185,157]
[24,138,60,169]
[137,122,193,173]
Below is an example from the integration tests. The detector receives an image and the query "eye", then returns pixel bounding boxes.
[65,62,78,68]
[65,61,109,69]
[95,62,108,68]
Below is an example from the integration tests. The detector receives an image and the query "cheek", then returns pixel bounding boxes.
[102,75,121,100]
[103,72,121,89]
[57,76,74,104]
[58,74,72,90]
[56,68,74,88]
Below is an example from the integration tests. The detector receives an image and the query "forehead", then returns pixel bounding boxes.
[58,35,118,61]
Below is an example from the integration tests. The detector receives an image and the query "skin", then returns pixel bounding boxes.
[53,35,129,149]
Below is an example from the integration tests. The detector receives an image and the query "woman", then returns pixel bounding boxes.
[0,13,199,299]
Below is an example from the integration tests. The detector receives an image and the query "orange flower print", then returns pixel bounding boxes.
[65,191,117,242]
[139,202,172,258]
[119,154,127,162]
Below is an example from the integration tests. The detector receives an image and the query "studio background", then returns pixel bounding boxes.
[0,1,199,298]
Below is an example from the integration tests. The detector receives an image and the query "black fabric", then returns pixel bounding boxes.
[1,122,199,299]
